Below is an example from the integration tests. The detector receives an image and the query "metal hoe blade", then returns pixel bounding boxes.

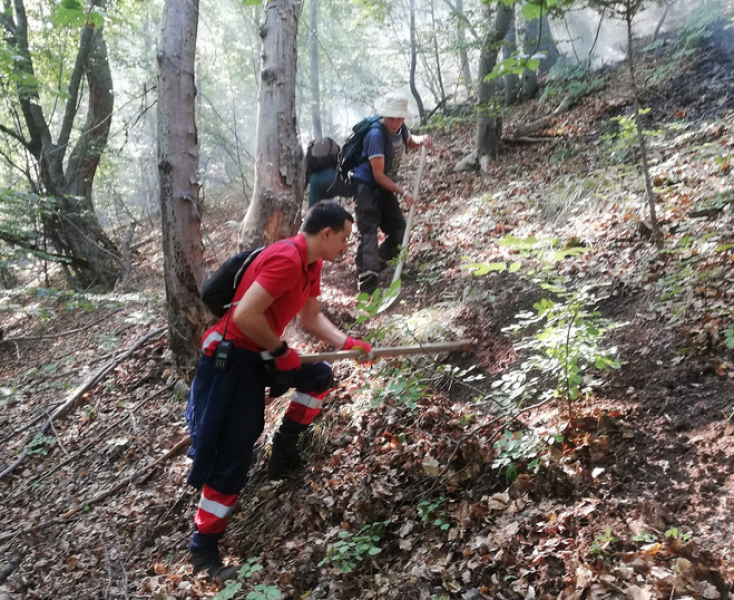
[377,145,428,313]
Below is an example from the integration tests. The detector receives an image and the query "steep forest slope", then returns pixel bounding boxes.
[1,17,734,600]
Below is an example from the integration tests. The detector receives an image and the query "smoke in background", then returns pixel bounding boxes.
[551,0,732,68]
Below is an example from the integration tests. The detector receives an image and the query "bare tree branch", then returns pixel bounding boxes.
[0,326,166,481]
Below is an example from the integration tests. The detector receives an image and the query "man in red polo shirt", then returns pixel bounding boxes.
[185,201,372,583]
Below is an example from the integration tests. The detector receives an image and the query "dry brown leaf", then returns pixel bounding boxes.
[422,455,440,476]
[625,584,652,600]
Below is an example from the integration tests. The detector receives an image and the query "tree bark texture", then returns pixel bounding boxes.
[2,0,120,290]
[409,0,426,122]
[502,9,520,106]
[476,3,513,164]
[309,0,322,140]
[625,6,662,248]
[157,0,209,371]
[455,0,474,100]
[239,0,303,250]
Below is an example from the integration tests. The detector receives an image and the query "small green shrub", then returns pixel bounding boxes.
[665,528,693,543]
[491,429,563,483]
[355,279,401,324]
[600,109,663,163]
[589,527,618,560]
[319,523,385,573]
[372,362,428,412]
[416,497,452,531]
[213,559,281,600]
[540,60,604,108]
[725,324,734,349]
[495,287,622,416]
[26,434,56,456]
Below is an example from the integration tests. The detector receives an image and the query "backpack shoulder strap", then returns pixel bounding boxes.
[227,240,301,310]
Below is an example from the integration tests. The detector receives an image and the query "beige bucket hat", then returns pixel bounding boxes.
[380,93,410,118]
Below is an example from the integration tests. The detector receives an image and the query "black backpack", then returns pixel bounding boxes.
[200,242,296,317]
[306,138,340,181]
[338,115,384,178]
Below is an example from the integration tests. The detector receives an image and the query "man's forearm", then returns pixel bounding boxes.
[373,171,403,195]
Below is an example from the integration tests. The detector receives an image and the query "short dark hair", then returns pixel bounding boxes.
[303,201,354,234]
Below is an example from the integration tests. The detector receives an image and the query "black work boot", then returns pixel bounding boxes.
[190,545,239,585]
[268,418,310,480]
[358,271,379,295]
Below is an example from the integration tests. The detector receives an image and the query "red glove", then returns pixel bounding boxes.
[274,346,301,371]
[343,336,373,362]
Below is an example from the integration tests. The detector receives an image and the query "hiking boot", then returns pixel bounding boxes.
[190,547,239,585]
[358,271,379,295]
[268,419,310,480]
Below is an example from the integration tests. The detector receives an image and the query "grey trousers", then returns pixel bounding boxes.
[354,183,406,275]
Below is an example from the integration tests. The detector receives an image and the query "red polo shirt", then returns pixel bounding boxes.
[201,233,322,354]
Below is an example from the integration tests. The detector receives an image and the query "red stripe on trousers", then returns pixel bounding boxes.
[284,389,329,425]
[194,484,238,535]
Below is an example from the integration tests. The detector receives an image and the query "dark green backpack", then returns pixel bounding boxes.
[338,115,384,178]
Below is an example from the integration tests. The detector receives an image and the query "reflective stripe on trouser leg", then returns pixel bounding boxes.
[194,484,238,535]
[284,389,329,425]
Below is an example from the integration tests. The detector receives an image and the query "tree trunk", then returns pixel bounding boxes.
[430,0,446,108]
[516,1,560,98]
[2,0,120,290]
[476,3,512,166]
[516,1,538,99]
[409,0,425,122]
[239,0,303,249]
[455,0,474,100]
[157,0,209,372]
[309,0,322,140]
[503,9,519,106]
[538,11,560,75]
[624,7,662,249]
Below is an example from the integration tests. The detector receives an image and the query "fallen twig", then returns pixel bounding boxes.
[515,92,585,136]
[0,555,22,584]
[0,435,190,542]
[0,326,166,481]
[5,382,175,502]
[0,309,123,344]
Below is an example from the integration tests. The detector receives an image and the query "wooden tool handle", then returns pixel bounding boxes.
[300,339,472,363]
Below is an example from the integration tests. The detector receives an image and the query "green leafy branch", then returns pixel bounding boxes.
[494,287,623,417]
[319,522,386,574]
[214,559,280,600]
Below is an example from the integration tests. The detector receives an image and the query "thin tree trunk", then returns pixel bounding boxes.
[239,0,303,249]
[517,1,537,99]
[455,0,474,100]
[476,3,512,166]
[625,7,662,248]
[538,11,560,74]
[430,0,446,107]
[309,0,322,140]
[653,1,673,42]
[503,8,519,106]
[409,0,425,122]
[157,0,209,372]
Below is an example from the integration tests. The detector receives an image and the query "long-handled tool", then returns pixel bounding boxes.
[377,145,428,314]
[300,339,471,364]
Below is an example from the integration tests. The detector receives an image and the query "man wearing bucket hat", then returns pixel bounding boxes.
[351,92,433,295]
